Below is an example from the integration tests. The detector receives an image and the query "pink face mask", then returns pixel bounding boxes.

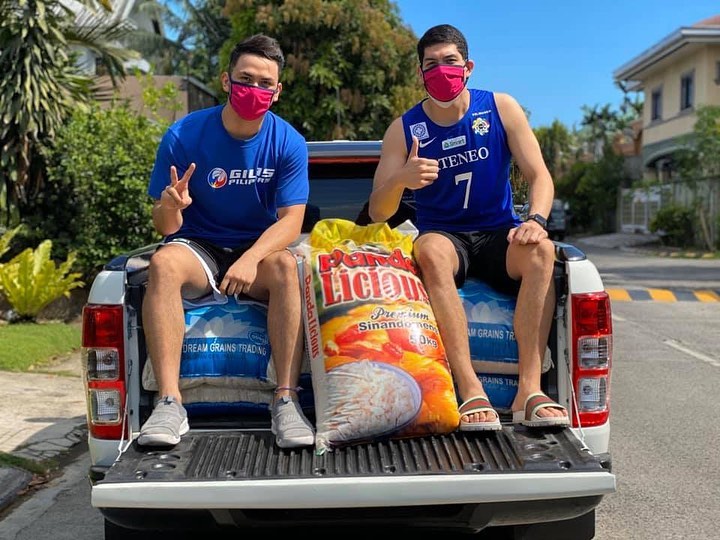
[228,79,276,121]
[422,64,467,106]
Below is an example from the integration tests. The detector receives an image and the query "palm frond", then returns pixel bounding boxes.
[64,14,140,85]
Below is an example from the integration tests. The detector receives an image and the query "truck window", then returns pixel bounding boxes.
[306,160,376,222]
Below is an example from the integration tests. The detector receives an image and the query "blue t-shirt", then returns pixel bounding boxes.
[401,89,521,232]
[148,106,309,248]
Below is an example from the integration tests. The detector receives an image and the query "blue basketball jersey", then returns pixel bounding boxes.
[401,90,521,232]
[148,106,308,248]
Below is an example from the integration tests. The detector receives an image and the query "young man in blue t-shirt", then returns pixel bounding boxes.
[139,34,314,449]
[369,24,569,431]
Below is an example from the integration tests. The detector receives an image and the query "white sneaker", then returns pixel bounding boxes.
[138,396,189,446]
[271,396,314,448]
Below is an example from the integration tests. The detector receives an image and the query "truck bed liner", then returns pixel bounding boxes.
[101,427,607,483]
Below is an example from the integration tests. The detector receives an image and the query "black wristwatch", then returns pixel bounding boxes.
[527,213,547,229]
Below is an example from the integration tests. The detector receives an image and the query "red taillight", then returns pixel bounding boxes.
[571,292,612,427]
[82,304,127,440]
[82,304,124,348]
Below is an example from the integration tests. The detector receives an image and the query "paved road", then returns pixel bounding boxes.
[574,235,720,292]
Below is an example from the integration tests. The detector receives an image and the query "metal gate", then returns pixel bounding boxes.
[620,179,719,247]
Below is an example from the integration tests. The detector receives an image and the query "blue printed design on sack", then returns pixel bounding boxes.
[458,279,518,364]
[180,297,272,381]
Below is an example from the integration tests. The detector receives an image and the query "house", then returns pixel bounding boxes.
[66,0,218,121]
[612,16,720,242]
[613,15,720,179]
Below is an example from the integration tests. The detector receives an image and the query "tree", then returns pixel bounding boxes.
[674,105,720,250]
[555,153,625,234]
[221,0,424,140]
[676,105,720,179]
[23,83,175,281]
[123,0,231,91]
[534,120,574,180]
[166,0,232,87]
[579,98,641,162]
[0,0,133,223]
[579,104,620,160]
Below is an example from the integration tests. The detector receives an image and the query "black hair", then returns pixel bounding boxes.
[417,24,468,64]
[228,34,285,73]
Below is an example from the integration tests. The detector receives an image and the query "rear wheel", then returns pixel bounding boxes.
[104,519,157,540]
[508,510,595,539]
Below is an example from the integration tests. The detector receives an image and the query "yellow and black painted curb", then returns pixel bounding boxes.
[606,288,720,302]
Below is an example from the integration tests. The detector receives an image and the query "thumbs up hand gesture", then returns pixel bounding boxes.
[402,136,439,190]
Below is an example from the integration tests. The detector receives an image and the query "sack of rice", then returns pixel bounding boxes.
[300,218,460,453]
[142,296,277,414]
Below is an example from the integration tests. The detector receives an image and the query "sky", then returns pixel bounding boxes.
[394,0,719,129]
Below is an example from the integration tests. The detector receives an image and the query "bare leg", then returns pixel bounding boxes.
[507,239,566,419]
[247,250,304,402]
[414,234,496,425]
[142,245,211,403]
[248,250,313,447]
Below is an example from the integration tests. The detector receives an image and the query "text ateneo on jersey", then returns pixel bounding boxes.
[437,148,490,171]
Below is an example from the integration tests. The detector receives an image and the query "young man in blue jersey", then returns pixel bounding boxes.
[369,24,569,430]
[139,34,314,448]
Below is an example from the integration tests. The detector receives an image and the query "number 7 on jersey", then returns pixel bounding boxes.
[454,172,472,209]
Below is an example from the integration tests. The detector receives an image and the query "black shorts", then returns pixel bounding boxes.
[419,229,520,296]
[165,237,256,284]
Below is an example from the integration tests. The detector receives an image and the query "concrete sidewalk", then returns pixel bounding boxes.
[572,231,662,249]
[0,352,86,513]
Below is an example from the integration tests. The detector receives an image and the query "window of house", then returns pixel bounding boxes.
[715,61,720,84]
[651,88,662,121]
[680,72,694,111]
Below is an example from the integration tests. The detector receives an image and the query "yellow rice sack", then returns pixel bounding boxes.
[300,219,460,453]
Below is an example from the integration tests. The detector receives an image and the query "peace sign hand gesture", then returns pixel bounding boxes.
[161,163,196,210]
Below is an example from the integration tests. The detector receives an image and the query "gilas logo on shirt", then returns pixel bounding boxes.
[409,122,430,140]
[207,167,228,188]
[472,117,490,136]
[207,167,275,189]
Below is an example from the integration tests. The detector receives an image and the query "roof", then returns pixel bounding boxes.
[613,14,720,87]
[693,15,720,27]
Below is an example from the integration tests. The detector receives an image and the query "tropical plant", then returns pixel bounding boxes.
[221,0,424,140]
[23,94,170,281]
[578,98,640,162]
[0,0,135,222]
[0,240,84,323]
[579,104,622,160]
[171,0,232,88]
[0,226,23,259]
[127,0,231,90]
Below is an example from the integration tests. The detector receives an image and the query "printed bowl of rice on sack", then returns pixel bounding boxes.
[299,218,460,453]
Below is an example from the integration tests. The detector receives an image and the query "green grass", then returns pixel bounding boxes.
[0,451,55,475]
[0,322,81,372]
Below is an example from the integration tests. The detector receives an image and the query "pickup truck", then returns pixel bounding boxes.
[81,140,615,539]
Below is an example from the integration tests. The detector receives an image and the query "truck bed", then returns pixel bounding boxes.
[94,427,613,532]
